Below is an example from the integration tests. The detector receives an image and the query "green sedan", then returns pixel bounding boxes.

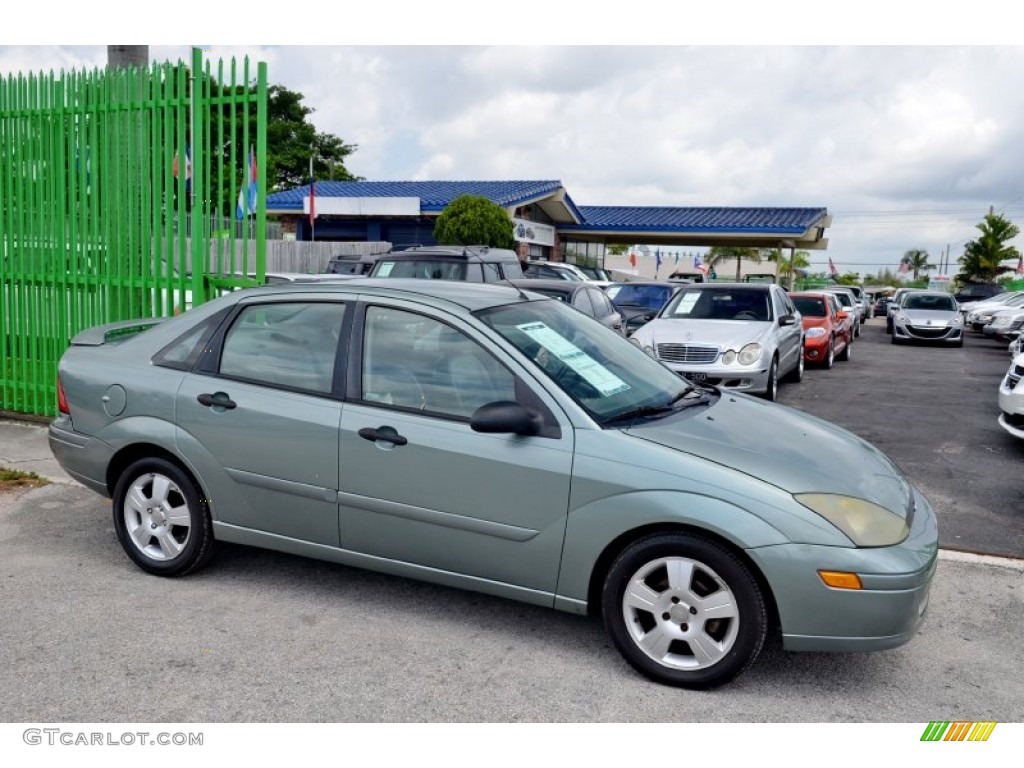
[49,278,938,689]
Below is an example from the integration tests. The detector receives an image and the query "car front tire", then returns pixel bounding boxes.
[112,457,215,577]
[601,533,768,689]
[761,357,779,401]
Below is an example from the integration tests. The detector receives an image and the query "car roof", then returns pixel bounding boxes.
[509,278,586,292]
[381,246,520,262]
[233,277,533,313]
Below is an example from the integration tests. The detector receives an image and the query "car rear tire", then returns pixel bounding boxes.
[601,532,768,689]
[838,338,851,361]
[761,357,779,401]
[112,457,215,577]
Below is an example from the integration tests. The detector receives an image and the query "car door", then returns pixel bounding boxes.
[337,301,575,596]
[772,287,803,374]
[175,298,348,546]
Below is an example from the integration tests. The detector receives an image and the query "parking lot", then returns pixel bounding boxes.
[778,316,1024,559]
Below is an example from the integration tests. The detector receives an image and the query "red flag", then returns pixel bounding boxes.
[629,251,637,268]
[1017,256,1023,276]
[828,257,839,278]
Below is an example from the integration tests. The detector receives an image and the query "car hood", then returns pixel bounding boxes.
[801,317,829,331]
[623,394,913,517]
[638,318,770,349]
[900,309,957,323]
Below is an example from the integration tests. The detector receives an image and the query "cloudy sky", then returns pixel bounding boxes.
[3,14,1023,278]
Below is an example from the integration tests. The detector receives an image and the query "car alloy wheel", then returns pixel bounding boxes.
[839,338,852,361]
[824,338,835,369]
[112,457,215,576]
[602,533,767,689]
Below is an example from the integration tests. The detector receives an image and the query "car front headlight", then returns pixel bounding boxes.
[721,349,737,365]
[896,313,909,323]
[805,327,827,338]
[950,314,964,327]
[795,493,910,547]
[737,342,762,366]
[643,345,656,358]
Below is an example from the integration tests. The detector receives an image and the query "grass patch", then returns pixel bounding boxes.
[0,467,51,490]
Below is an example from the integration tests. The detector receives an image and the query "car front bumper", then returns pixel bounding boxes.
[747,485,939,652]
[892,321,963,343]
[659,360,771,394]
[998,362,1024,439]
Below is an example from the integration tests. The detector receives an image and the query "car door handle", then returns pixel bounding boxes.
[197,392,237,410]
[358,426,408,446]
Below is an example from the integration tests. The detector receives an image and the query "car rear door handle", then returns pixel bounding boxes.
[197,392,237,410]
[358,426,408,446]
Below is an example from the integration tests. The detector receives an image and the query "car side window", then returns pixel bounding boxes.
[218,302,346,394]
[572,288,596,316]
[361,306,517,420]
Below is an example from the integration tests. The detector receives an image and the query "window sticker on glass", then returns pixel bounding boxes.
[517,321,630,397]
[376,262,395,277]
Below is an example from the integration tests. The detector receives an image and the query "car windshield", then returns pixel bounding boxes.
[791,296,826,317]
[904,294,957,311]
[476,299,697,423]
[663,287,771,322]
[606,284,672,309]
[831,292,854,308]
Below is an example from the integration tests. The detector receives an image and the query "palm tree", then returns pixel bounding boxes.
[768,249,811,289]
[902,249,933,281]
[957,212,1021,283]
[707,246,763,281]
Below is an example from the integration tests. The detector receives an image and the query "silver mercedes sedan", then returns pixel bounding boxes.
[891,291,964,346]
[49,279,936,689]
[629,282,804,401]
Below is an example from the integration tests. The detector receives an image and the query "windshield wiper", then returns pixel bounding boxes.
[605,387,711,425]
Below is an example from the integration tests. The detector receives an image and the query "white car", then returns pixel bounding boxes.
[965,292,1024,331]
[983,308,1024,342]
[998,352,1024,439]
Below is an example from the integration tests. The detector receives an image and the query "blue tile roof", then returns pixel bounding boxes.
[568,206,828,233]
[266,179,582,219]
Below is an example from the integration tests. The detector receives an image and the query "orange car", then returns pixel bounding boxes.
[789,291,853,368]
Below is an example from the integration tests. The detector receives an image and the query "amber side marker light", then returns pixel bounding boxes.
[818,570,863,590]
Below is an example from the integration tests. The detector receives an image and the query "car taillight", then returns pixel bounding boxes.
[57,377,69,415]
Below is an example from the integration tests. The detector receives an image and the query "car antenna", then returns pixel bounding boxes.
[463,245,532,301]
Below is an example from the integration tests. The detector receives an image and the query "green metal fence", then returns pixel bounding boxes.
[1,48,266,416]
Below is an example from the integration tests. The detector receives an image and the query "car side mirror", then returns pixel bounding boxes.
[470,401,542,436]
[836,310,848,319]
[779,314,798,326]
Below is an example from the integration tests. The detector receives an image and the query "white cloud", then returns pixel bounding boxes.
[2,42,1024,273]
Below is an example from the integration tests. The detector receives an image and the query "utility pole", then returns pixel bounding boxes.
[107,46,149,70]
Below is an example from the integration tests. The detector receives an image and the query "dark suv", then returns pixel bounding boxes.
[954,282,1007,304]
[325,253,380,276]
[368,246,524,282]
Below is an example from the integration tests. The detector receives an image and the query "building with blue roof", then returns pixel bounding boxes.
[264,179,831,269]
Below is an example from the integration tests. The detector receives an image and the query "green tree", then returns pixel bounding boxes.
[768,249,811,288]
[901,249,933,281]
[432,194,515,249]
[606,243,629,256]
[707,246,763,281]
[957,212,1021,283]
[193,75,361,217]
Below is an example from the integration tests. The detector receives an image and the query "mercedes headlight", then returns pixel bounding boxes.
[795,493,910,547]
[737,343,763,366]
[721,349,737,365]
